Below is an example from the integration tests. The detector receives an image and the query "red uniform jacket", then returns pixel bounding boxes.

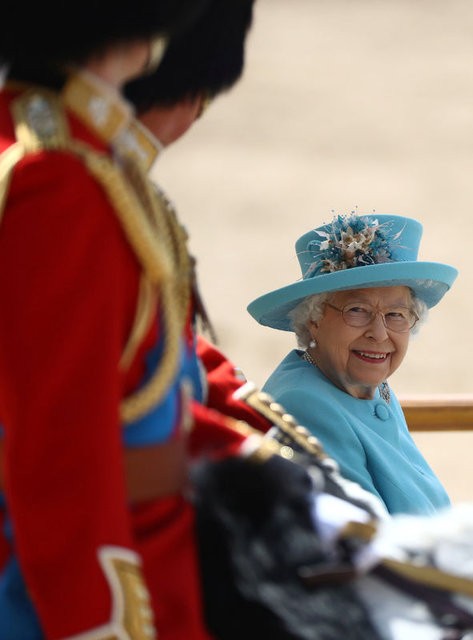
[0,78,272,639]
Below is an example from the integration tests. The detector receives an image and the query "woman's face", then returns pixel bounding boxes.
[309,286,413,399]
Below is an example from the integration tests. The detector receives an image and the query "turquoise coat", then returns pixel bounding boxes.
[263,350,450,515]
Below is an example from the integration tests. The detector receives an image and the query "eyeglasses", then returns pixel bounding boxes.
[325,301,418,333]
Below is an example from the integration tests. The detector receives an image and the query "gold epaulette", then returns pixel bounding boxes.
[11,87,69,151]
[0,88,69,221]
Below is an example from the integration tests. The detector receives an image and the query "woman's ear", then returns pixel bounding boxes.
[307,322,318,350]
[309,319,319,333]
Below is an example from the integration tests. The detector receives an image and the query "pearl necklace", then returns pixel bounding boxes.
[302,350,317,367]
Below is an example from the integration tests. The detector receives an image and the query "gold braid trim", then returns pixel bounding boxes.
[154,184,219,343]
[119,158,191,325]
[153,185,192,322]
[233,381,328,460]
[121,279,179,424]
[4,86,186,424]
[0,142,26,223]
[118,188,192,376]
[62,547,158,639]
[69,140,173,286]
[119,275,156,371]
[66,142,182,423]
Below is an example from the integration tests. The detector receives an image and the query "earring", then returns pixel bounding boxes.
[309,339,317,349]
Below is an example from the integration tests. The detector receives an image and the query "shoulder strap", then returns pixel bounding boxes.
[11,88,69,151]
[0,88,69,221]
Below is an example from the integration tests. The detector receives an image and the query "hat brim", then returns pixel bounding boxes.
[247,261,458,331]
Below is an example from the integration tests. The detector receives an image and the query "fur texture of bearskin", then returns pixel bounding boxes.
[124,0,255,112]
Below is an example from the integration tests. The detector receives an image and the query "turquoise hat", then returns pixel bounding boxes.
[247,213,458,332]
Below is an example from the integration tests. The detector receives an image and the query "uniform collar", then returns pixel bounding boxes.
[62,70,161,172]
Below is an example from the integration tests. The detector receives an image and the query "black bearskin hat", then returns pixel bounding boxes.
[124,0,255,113]
[0,0,210,70]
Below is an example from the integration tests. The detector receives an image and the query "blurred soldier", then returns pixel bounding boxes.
[0,2,224,639]
[124,0,260,427]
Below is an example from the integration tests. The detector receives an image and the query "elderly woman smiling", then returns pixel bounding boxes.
[248,213,458,515]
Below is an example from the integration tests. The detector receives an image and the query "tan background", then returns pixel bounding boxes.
[154,0,473,503]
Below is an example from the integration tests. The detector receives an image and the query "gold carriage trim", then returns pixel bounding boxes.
[381,557,473,600]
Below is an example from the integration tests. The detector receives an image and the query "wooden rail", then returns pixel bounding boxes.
[400,395,473,432]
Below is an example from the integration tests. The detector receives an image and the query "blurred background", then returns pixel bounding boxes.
[154,0,473,502]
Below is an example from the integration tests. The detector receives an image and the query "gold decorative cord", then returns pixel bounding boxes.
[2,86,189,424]
[69,143,183,423]
[119,275,156,372]
[70,141,174,287]
[0,142,25,223]
[152,184,193,321]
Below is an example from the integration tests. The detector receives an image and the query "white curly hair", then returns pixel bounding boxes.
[288,287,428,349]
